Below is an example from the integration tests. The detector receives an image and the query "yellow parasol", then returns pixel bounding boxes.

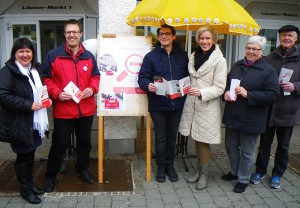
[127,0,260,36]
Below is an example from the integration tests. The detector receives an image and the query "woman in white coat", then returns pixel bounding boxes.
[179,27,227,190]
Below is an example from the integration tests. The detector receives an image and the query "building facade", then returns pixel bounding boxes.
[0,0,299,153]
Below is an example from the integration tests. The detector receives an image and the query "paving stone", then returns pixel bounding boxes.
[77,195,95,202]
[5,203,23,208]
[43,196,63,203]
[263,197,286,208]
[144,189,161,199]
[111,194,129,201]
[59,196,78,207]
[244,193,264,205]
[76,201,94,208]
[179,197,199,208]
[40,202,60,208]
[232,200,252,208]
[111,200,129,208]
[199,203,218,208]
[94,195,112,207]
[251,205,270,208]
[194,191,213,204]
[161,192,180,205]
[282,185,300,196]
[224,191,245,202]
[293,194,300,203]
[207,186,226,197]
[158,182,176,194]
[273,191,296,203]
[285,202,300,208]
[253,187,275,198]
[213,195,232,208]
[175,188,194,198]
[129,194,146,207]
[164,204,182,208]
[0,197,10,207]
[172,179,189,189]
[146,199,164,208]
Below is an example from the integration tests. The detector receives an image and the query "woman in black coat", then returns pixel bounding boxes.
[221,36,280,193]
[0,38,50,204]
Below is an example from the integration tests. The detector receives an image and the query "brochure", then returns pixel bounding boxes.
[37,85,51,108]
[229,79,241,101]
[279,68,293,96]
[63,81,82,103]
[154,76,191,99]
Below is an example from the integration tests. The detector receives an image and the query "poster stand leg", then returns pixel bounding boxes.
[98,115,152,183]
[146,113,151,181]
[138,116,145,158]
[98,116,104,183]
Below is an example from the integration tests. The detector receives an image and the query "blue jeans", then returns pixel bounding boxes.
[150,110,182,168]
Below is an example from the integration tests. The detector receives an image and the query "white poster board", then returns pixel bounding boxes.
[97,36,151,116]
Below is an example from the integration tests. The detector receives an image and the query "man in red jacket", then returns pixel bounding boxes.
[42,19,100,192]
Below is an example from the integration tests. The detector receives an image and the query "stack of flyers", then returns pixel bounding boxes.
[279,68,294,96]
[37,85,51,108]
[154,76,191,99]
[178,76,191,96]
[63,81,82,103]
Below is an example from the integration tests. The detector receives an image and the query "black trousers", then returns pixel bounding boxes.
[45,116,93,178]
[150,110,182,168]
[16,149,36,165]
[255,126,293,177]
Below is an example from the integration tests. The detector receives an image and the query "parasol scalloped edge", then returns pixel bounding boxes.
[129,16,260,34]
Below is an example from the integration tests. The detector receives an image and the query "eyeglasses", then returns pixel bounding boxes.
[279,33,296,38]
[158,32,172,37]
[65,31,80,35]
[245,47,262,52]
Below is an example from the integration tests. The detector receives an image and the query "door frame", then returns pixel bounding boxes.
[5,20,41,63]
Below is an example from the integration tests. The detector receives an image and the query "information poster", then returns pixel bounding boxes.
[97,36,151,116]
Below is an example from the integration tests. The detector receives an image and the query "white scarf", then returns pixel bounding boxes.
[16,60,49,139]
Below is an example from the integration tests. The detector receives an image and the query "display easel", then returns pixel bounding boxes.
[98,114,151,183]
[96,35,152,183]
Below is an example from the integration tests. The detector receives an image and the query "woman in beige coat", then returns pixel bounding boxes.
[179,27,227,190]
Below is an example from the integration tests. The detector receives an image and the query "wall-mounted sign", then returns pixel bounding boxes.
[246,2,300,21]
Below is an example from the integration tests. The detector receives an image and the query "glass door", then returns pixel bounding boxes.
[258,29,278,56]
[7,20,41,63]
[40,21,65,63]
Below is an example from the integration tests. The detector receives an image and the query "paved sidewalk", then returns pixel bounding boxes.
[0,125,299,207]
[0,156,299,208]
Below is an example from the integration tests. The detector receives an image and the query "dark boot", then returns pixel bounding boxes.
[166,166,178,182]
[27,160,44,195]
[15,162,41,204]
[156,167,166,183]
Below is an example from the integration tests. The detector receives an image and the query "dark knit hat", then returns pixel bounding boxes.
[278,25,299,34]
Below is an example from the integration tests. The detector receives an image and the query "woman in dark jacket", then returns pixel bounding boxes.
[221,36,280,193]
[0,38,50,204]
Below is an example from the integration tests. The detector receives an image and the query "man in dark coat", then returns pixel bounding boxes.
[251,25,300,189]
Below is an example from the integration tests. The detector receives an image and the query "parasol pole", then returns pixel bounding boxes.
[185,25,189,52]
[188,31,192,55]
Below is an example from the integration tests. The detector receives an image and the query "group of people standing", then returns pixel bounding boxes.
[0,19,99,204]
[0,19,299,204]
[138,24,300,194]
